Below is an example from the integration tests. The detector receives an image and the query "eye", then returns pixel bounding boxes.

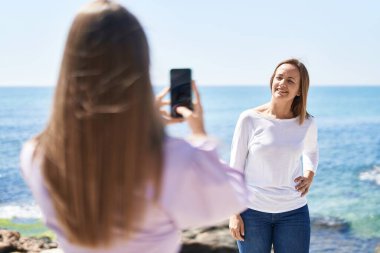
[288,79,294,84]
[276,76,282,81]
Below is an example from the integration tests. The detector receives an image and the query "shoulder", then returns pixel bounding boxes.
[301,115,318,135]
[252,103,270,114]
[239,109,260,120]
[241,102,270,119]
[304,115,318,127]
[21,138,38,153]
[237,106,267,126]
[163,135,224,180]
[20,139,38,170]
[164,135,218,161]
[164,135,194,155]
[20,138,41,186]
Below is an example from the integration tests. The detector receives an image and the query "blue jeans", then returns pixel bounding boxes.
[237,205,310,253]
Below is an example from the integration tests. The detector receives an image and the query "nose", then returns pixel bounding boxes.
[278,79,287,87]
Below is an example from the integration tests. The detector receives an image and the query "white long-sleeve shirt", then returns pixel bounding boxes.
[230,110,319,213]
[20,136,247,253]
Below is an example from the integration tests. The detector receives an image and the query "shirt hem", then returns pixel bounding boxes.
[246,200,308,214]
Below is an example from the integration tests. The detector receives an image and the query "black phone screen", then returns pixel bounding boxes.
[170,69,192,118]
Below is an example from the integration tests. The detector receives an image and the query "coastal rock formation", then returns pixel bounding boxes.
[0,224,240,253]
[180,221,276,253]
[0,230,57,253]
[3,218,379,252]
[311,216,350,233]
[180,222,239,253]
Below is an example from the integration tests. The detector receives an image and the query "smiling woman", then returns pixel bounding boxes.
[228,59,319,253]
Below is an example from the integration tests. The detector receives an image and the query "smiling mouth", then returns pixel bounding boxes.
[276,89,288,95]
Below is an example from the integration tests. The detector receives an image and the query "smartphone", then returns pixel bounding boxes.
[170,68,193,118]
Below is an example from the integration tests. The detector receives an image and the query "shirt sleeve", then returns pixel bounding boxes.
[303,118,319,174]
[162,139,248,229]
[230,112,251,173]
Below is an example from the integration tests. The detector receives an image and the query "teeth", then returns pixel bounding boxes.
[276,90,288,95]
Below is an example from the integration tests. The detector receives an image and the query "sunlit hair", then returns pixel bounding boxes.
[35,0,165,247]
[270,58,311,124]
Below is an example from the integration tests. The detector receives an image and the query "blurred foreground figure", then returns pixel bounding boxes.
[20,1,246,252]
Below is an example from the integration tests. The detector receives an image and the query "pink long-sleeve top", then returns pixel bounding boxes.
[20,136,247,253]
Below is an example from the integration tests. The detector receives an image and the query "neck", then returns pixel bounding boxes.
[266,100,294,119]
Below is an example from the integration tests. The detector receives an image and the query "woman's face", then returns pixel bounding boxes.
[271,63,301,102]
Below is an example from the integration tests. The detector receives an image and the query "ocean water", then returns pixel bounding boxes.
[1,86,380,252]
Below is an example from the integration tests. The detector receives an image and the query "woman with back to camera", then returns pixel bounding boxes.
[19,1,247,252]
[229,59,319,253]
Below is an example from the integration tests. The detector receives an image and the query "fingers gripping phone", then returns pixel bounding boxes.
[170,68,193,118]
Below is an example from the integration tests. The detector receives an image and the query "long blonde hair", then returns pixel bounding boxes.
[35,0,164,246]
[270,58,311,124]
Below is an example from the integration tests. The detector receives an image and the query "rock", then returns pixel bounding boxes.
[311,216,350,233]
[41,250,64,253]
[0,242,14,253]
[180,221,276,253]
[180,221,238,253]
[180,242,237,253]
[0,230,20,244]
[0,229,58,253]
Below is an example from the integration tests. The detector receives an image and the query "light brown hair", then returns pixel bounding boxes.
[35,0,164,246]
[270,58,311,124]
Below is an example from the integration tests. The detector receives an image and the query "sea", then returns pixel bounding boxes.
[1,86,380,252]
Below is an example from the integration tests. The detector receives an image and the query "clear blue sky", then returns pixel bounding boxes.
[1,0,379,86]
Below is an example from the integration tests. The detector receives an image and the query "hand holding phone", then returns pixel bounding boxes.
[175,81,206,137]
[155,69,206,136]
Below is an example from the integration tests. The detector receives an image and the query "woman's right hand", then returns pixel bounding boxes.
[229,214,245,241]
[176,81,207,137]
[155,87,184,125]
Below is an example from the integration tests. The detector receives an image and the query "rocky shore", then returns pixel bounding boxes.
[181,222,242,253]
[0,229,58,253]
[2,217,380,253]
[1,224,242,253]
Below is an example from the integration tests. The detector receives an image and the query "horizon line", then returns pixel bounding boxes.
[1,83,380,88]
